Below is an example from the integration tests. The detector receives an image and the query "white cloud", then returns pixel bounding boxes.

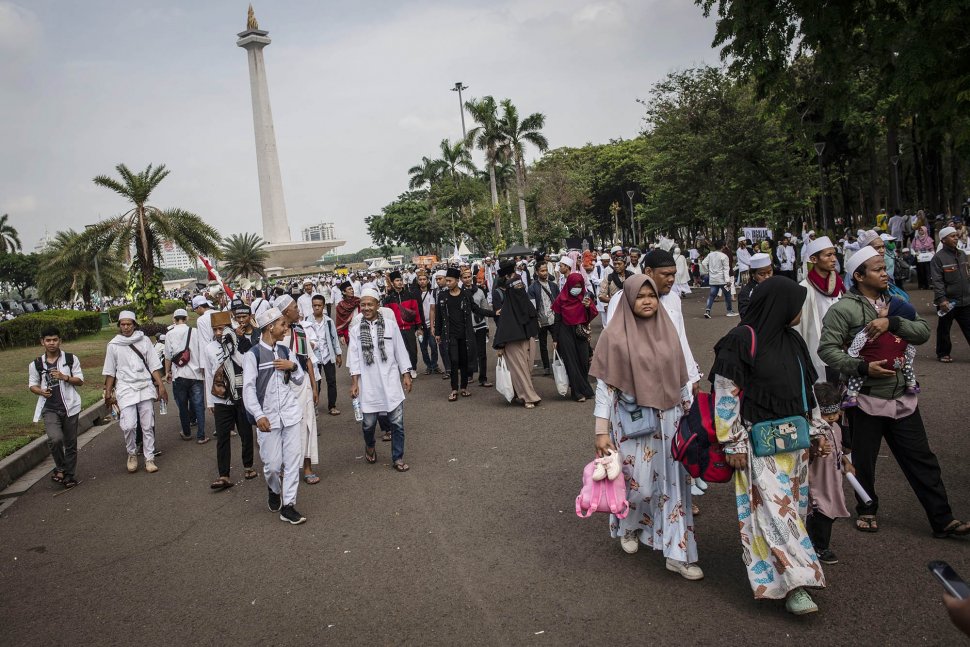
[0,2,40,56]
[1,195,36,212]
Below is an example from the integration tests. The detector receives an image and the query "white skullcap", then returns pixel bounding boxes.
[806,236,835,258]
[303,277,314,284]
[173,308,188,318]
[610,245,623,254]
[748,253,772,269]
[673,247,682,255]
[361,288,381,301]
[738,236,747,242]
[601,253,610,260]
[191,295,212,309]
[857,230,880,247]
[846,246,880,277]
[255,306,283,329]
[273,294,294,310]
[784,232,793,239]
[559,256,575,270]
[880,233,895,241]
[939,226,957,239]
[118,310,137,323]
[808,230,816,237]
[434,270,446,278]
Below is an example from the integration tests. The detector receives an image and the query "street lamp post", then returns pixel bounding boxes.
[626,190,637,246]
[451,82,468,139]
[814,142,828,231]
[890,154,901,211]
[84,224,103,307]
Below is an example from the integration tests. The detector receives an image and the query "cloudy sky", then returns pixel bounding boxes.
[1,0,721,254]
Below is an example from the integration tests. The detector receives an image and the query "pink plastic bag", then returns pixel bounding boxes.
[575,458,629,519]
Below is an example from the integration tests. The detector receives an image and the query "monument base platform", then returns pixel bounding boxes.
[264,240,344,271]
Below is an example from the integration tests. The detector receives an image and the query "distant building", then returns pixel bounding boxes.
[302,222,336,242]
[34,232,52,254]
[158,240,196,271]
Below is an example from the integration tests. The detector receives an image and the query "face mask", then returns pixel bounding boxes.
[569,287,583,297]
[510,280,524,289]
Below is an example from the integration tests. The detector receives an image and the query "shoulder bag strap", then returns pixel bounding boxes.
[183,327,192,354]
[797,357,808,414]
[129,344,153,374]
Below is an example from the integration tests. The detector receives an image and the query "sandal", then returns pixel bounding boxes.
[460,390,471,398]
[691,503,700,516]
[856,515,879,533]
[448,391,458,402]
[393,460,410,472]
[939,356,953,363]
[51,471,64,483]
[210,477,234,490]
[329,408,341,416]
[934,520,970,538]
[524,402,536,409]
[365,447,377,464]
[303,473,320,485]
[244,468,258,480]
[479,381,493,387]
[382,432,392,442]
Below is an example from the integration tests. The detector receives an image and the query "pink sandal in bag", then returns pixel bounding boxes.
[576,458,629,519]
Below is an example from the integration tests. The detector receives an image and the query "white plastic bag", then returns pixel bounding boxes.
[551,350,569,397]
[495,356,514,402]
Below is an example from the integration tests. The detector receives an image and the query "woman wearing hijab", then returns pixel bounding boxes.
[492,260,542,408]
[710,276,826,615]
[590,276,701,580]
[911,226,935,290]
[551,273,597,402]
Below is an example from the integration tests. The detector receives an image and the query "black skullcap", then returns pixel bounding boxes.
[497,259,517,277]
[339,281,352,292]
[643,249,676,269]
[445,267,461,279]
[389,270,402,281]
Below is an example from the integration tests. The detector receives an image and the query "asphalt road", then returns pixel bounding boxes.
[2,287,969,646]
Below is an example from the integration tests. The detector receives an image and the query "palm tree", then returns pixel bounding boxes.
[436,138,476,181]
[494,157,516,211]
[0,214,21,253]
[220,232,269,280]
[498,100,549,246]
[86,163,220,318]
[465,96,504,237]
[37,229,126,304]
[408,156,446,219]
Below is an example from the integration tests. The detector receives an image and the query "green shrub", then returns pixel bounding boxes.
[0,310,103,347]
[107,298,184,322]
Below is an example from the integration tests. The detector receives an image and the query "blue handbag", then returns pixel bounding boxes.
[748,357,811,457]
[614,392,661,441]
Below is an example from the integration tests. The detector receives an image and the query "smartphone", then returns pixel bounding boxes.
[928,560,970,600]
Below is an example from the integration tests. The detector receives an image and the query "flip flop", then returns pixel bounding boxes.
[210,478,234,490]
[855,515,878,533]
[365,447,377,464]
[939,356,953,363]
[51,471,64,483]
[329,408,341,416]
[448,391,458,402]
[393,460,410,472]
[303,473,320,485]
[382,432,392,442]
[934,520,970,538]
[460,390,472,398]
[244,468,258,480]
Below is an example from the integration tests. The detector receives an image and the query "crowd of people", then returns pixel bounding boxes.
[23,215,970,621]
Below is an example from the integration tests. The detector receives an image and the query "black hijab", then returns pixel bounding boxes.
[709,276,817,424]
[492,279,539,348]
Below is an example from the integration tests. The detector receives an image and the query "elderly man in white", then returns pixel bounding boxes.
[242,306,308,525]
[348,288,413,472]
[297,277,316,320]
[103,310,169,474]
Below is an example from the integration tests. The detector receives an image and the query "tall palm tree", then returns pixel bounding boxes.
[37,229,126,304]
[494,157,516,211]
[498,100,549,246]
[465,96,504,237]
[0,214,21,253]
[220,232,269,280]
[85,163,220,318]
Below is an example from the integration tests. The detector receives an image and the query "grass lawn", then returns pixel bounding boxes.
[0,312,196,460]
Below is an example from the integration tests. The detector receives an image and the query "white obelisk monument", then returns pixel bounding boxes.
[237,5,290,244]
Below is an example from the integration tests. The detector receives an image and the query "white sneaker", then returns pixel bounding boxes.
[410,369,417,379]
[605,451,622,481]
[126,455,138,473]
[665,558,704,580]
[620,530,640,554]
[145,460,158,473]
[591,457,608,481]
[726,311,739,317]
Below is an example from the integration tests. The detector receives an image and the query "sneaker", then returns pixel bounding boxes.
[665,558,704,581]
[179,432,192,441]
[785,587,818,615]
[410,369,418,379]
[267,488,282,512]
[441,372,451,380]
[145,460,158,473]
[816,549,839,565]
[126,455,138,473]
[620,530,640,554]
[197,437,210,445]
[604,451,622,480]
[279,504,306,525]
[726,311,739,318]
[703,310,712,319]
[592,457,608,481]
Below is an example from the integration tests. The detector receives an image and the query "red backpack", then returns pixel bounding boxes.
[669,325,755,484]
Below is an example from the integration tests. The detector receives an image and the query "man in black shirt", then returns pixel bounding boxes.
[435,267,487,400]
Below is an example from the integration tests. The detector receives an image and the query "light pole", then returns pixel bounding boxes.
[626,190,636,246]
[84,224,103,307]
[451,82,468,139]
[814,142,828,231]
[890,154,901,211]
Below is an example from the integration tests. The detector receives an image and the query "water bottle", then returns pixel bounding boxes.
[352,397,363,422]
[159,399,168,415]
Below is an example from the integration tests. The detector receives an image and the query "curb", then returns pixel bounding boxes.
[0,400,109,492]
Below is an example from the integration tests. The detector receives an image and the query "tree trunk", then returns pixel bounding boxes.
[515,157,529,246]
[137,204,155,319]
[911,117,924,206]
[950,135,963,217]
[887,115,900,212]
[488,157,501,239]
[868,141,881,218]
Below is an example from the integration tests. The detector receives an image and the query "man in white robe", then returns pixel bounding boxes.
[297,277,316,320]
[348,288,413,472]
[794,236,845,382]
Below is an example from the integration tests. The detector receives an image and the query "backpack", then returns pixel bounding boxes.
[575,458,629,519]
[669,324,757,484]
[244,343,291,425]
[34,353,75,378]
[172,328,192,367]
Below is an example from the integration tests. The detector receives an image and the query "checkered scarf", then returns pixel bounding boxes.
[359,314,387,365]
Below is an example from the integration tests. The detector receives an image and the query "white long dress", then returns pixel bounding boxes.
[594,379,697,563]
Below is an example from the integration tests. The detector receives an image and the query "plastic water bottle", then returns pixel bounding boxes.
[159,399,168,415]
[352,397,363,422]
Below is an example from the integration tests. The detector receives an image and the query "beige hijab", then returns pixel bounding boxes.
[589,275,688,410]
